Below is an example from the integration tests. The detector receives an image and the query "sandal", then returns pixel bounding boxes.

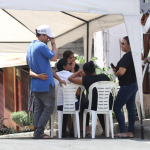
[86,132,91,137]
[33,134,53,139]
[127,132,134,138]
[80,131,83,137]
[114,133,128,138]
[62,131,68,138]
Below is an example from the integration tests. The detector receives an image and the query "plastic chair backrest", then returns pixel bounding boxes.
[62,81,85,112]
[54,83,60,112]
[88,81,117,112]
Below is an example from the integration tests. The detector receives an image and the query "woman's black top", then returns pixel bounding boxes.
[116,51,136,86]
[82,74,113,110]
[74,64,79,72]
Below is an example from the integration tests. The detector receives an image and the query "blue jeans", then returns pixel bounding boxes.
[114,82,138,133]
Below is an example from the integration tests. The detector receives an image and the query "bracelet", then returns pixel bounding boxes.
[52,43,56,45]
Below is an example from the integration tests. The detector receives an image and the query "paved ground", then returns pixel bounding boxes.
[0,119,150,150]
[0,138,150,150]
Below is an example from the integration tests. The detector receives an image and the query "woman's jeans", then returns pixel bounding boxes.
[114,82,138,133]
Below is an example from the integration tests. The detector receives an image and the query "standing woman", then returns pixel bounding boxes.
[113,36,138,138]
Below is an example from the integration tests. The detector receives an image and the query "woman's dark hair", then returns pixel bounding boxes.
[83,61,95,76]
[57,58,68,71]
[123,36,130,45]
[63,50,73,59]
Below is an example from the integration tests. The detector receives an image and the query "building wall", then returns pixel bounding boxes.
[0,67,30,128]
[94,23,127,69]
[0,72,4,118]
[21,69,29,112]
[5,67,15,112]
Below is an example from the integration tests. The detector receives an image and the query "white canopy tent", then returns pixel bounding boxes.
[0,0,143,115]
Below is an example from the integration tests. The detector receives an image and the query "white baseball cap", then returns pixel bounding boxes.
[36,25,55,38]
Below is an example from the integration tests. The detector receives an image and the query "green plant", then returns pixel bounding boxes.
[75,55,85,64]
[91,57,115,81]
[11,111,33,126]
[0,116,12,135]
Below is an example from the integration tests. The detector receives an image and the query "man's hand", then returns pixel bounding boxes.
[39,73,48,80]
[50,37,58,62]
[50,38,55,44]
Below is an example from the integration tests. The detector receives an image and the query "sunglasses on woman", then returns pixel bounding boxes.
[120,42,127,45]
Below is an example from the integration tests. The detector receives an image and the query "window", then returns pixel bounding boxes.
[144,0,150,3]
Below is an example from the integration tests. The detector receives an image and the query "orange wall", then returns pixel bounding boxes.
[3,108,16,128]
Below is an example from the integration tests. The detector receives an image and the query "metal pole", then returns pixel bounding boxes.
[140,106,144,139]
[87,22,89,62]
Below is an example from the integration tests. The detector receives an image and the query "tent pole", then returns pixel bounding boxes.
[61,11,90,62]
[140,106,144,140]
[87,22,89,62]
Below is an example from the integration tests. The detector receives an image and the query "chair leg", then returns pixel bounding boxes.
[58,111,63,138]
[123,105,128,122]
[91,111,97,139]
[51,114,54,138]
[83,111,87,138]
[104,114,107,136]
[75,111,80,138]
[73,114,77,137]
[136,101,141,120]
[105,114,109,137]
[109,111,114,138]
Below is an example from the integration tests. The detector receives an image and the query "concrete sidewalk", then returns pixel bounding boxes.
[114,119,150,140]
[0,119,150,140]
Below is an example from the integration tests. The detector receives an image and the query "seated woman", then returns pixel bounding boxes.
[63,50,87,136]
[68,61,113,136]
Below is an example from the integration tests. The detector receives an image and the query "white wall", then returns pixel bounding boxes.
[107,23,127,67]
[94,31,104,68]
[94,23,127,70]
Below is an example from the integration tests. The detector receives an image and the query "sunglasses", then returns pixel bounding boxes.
[120,42,127,45]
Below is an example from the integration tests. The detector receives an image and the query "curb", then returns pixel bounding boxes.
[0,119,150,139]
[0,129,57,139]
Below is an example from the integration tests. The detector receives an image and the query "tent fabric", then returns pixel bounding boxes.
[0,43,30,53]
[0,0,144,113]
[0,0,139,15]
[0,53,27,68]
[124,15,143,115]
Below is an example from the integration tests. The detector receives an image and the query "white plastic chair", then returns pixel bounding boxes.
[50,83,60,138]
[57,81,85,138]
[83,81,117,138]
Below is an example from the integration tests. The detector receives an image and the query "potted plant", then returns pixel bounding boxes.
[11,111,34,132]
[0,116,12,135]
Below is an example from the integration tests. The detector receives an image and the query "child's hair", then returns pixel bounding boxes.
[63,50,73,59]
[57,58,68,71]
